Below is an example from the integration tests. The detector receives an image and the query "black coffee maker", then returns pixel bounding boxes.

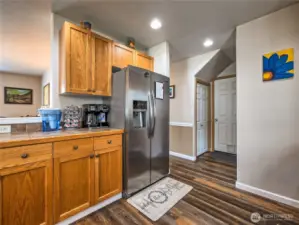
[82,104,110,128]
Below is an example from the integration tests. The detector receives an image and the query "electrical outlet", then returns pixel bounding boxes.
[0,125,11,133]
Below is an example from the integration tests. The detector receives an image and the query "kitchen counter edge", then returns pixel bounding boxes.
[0,129,124,148]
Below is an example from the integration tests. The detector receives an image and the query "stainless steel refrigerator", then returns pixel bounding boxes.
[110,66,169,198]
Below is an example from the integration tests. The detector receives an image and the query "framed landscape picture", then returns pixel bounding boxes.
[4,87,33,104]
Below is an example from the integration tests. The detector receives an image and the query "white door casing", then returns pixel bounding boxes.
[196,84,209,156]
[214,77,236,154]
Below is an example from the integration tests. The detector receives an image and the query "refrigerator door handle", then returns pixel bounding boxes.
[151,91,156,136]
[147,92,152,138]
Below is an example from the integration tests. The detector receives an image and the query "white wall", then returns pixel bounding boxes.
[170,50,219,123]
[218,62,236,77]
[148,42,170,77]
[237,3,299,206]
[170,49,219,157]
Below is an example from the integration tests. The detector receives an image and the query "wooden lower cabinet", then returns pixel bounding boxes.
[0,134,123,224]
[0,159,53,225]
[94,147,122,203]
[53,153,94,223]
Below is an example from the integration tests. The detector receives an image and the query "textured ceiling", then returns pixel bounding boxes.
[0,0,297,76]
[53,0,298,62]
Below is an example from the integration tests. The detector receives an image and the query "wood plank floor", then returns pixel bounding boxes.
[73,152,299,225]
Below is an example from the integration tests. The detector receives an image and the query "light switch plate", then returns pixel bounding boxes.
[0,125,11,133]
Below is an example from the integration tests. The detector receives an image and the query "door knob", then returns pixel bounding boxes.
[215,118,218,122]
[200,124,204,127]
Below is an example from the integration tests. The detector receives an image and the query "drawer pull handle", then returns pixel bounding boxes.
[107,140,112,144]
[96,154,100,158]
[73,145,79,150]
[90,154,95,159]
[21,153,28,159]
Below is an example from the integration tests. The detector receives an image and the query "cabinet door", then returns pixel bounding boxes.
[94,147,122,203]
[62,22,92,94]
[91,34,112,96]
[0,160,53,225]
[112,43,135,68]
[136,51,154,71]
[54,153,94,222]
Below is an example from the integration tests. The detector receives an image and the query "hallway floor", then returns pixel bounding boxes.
[73,152,299,225]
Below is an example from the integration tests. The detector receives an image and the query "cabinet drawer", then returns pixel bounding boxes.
[54,138,93,158]
[0,143,52,169]
[94,135,122,150]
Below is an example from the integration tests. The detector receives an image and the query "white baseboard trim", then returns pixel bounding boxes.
[236,181,299,208]
[170,151,196,161]
[56,193,122,225]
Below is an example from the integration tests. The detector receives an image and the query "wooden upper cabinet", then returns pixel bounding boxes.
[0,144,53,225]
[94,147,122,203]
[60,22,92,95]
[59,21,155,96]
[112,42,135,68]
[92,34,112,96]
[136,51,154,71]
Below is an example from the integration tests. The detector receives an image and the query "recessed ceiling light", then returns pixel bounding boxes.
[203,39,213,47]
[150,18,162,30]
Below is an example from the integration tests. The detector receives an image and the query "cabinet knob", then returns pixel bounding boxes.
[21,153,28,159]
[73,145,79,150]
[107,140,112,144]
[96,154,100,158]
[90,154,95,158]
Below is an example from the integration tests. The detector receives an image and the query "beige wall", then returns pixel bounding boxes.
[170,126,193,156]
[170,50,219,157]
[237,3,299,202]
[0,72,42,117]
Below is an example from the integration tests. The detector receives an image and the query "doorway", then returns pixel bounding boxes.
[214,76,237,154]
[196,81,210,156]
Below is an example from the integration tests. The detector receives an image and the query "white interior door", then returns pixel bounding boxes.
[197,84,209,156]
[214,77,236,154]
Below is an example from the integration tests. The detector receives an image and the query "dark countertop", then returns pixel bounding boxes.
[0,128,124,148]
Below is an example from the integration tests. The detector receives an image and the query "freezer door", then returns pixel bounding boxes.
[124,66,151,196]
[150,72,170,184]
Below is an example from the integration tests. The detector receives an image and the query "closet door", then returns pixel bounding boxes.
[214,77,236,154]
[197,84,209,156]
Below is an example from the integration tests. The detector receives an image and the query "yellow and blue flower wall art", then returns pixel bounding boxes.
[263,48,294,81]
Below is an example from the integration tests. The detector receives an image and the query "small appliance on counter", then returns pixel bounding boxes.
[82,104,110,128]
[63,105,82,129]
[39,108,62,132]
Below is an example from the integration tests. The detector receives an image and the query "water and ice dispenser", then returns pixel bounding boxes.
[132,100,147,128]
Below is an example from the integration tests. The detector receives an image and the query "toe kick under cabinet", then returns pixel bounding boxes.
[0,132,123,225]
